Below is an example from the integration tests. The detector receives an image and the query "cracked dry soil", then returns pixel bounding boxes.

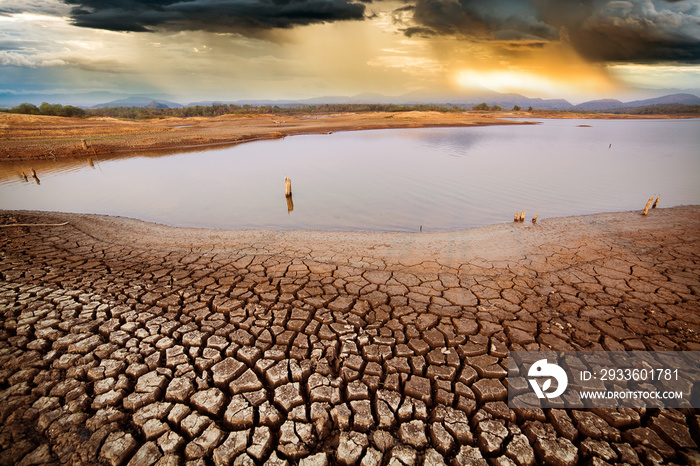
[0,207,699,466]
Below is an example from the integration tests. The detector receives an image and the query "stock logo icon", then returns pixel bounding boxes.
[528,359,568,399]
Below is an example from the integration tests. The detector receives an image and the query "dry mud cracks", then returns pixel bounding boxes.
[1,207,699,465]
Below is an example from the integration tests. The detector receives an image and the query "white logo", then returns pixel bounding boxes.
[528,359,568,399]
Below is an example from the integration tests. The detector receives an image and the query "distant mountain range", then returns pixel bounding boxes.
[91,96,184,109]
[2,89,699,112]
[571,93,700,111]
[175,89,576,110]
[91,92,700,112]
[0,91,176,108]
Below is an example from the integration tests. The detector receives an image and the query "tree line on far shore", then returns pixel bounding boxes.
[1,102,465,119]
[2,101,698,120]
[471,103,530,111]
[1,101,523,119]
[2,102,87,118]
[590,104,700,115]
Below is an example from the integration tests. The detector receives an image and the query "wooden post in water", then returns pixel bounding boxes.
[519,211,526,222]
[284,176,293,213]
[30,168,40,185]
[652,195,660,208]
[514,213,519,222]
[532,214,538,224]
[642,198,653,215]
[81,139,89,151]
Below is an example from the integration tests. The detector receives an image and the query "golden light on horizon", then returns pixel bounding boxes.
[455,66,618,101]
[455,70,564,95]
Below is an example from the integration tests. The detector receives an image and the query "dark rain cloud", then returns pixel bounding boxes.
[61,0,367,33]
[568,0,700,62]
[408,0,559,41]
[403,0,700,63]
[402,26,437,37]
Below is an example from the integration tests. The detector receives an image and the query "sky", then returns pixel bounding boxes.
[1,0,699,104]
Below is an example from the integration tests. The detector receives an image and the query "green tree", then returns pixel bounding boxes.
[528,106,533,111]
[472,102,489,111]
[491,104,502,111]
[513,105,521,111]
[12,103,40,115]
[60,105,86,118]
[39,102,58,115]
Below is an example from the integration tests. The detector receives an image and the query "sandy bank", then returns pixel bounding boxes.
[0,111,528,160]
[6,109,692,161]
[4,205,698,275]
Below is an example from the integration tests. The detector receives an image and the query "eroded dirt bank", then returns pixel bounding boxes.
[2,110,689,161]
[0,206,699,464]
[0,112,528,160]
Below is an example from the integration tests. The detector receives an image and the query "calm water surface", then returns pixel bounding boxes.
[1,118,698,231]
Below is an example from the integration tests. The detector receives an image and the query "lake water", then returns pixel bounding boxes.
[1,118,698,231]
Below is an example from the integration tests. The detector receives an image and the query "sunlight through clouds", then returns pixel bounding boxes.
[608,64,700,90]
[456,69,574,96]
[0,0,698,103]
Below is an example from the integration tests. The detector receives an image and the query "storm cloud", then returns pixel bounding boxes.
[407,0,559,41]
[61,0,367,33]
[403,0,700,63]
[23,0,699,63]
[570,0,700,62]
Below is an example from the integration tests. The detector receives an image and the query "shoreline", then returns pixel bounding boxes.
[1,110,695,161]
[3,205,698,271]
[0,111,528,161]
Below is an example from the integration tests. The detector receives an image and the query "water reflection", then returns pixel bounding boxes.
[0,145,215,186]
[14,168,41,185]
[30,169,40,185]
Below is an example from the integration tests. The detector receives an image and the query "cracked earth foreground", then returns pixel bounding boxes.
[1,207,699,466]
